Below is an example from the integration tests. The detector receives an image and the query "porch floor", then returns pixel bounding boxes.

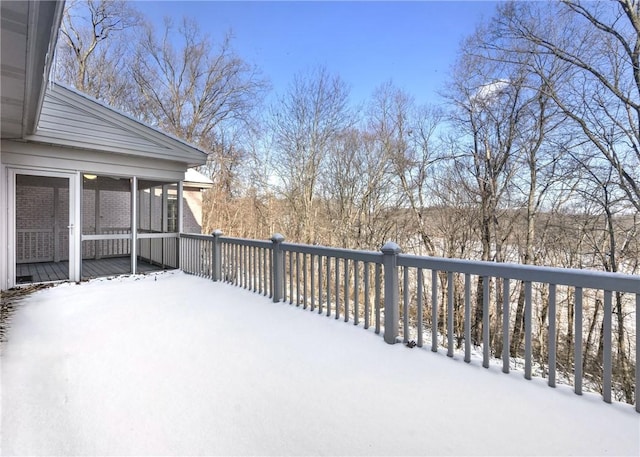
[1,272,637,456]
[16,257,168,284]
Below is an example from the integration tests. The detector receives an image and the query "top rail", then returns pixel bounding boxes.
[398,254,640,293]
[282,242,383,264]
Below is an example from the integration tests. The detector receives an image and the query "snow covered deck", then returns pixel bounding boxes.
[1,271,638,456]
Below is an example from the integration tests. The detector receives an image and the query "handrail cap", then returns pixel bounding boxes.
[381,241,402,254]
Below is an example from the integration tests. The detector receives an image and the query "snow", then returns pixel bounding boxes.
[2,271,638,456]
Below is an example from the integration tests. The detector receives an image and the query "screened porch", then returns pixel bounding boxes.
[14,173,182,284]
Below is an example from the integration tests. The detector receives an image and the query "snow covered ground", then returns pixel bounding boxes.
[1,271,638,456]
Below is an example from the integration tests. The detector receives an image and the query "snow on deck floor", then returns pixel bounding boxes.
[1,271,638,456]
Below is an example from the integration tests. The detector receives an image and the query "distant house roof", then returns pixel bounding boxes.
[26,83,207,168]
[184,168,213,189]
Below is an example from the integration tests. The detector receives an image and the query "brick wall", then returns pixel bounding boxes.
[16,177,69,262]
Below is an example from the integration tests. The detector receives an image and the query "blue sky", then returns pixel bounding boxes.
[135,1,500,107]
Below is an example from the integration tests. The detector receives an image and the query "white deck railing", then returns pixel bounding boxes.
[179,231,640,412]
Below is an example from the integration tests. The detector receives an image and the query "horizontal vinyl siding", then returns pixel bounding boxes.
[1,141,187,182]
[27,86,206,167]
[36,95,173,156]
[39,98,152,148]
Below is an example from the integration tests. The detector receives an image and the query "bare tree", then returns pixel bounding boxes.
[320,128,397,249]
[130,17,268,150]
[367,81,445,256]
[269,67,355,244]
[55,0,141,107]
[495,0,640,212]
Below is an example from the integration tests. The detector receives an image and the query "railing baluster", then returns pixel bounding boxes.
[264,247,269,296]
[432,270,438,352]
[252,245,257,290]
[233,243,237,284]
[364,262,370,330]
[603,290,612,403]
[233,243,240,286]
[219,241,223,280]
[310,254,316,311]
[464,273,471,363]
[265,246,268,295]
[574,286,583,395]
[403,266,410,344]
[286,250,290,302]
[344,258,349,322]
[502,278,510,374]
[235,243,239,285]
[482,276,490,368]
[417,268,423,348]
[635,294,640,413]
[253,245,257,291]
[447,271,454,357]
[375,263,381,334]
[219,241,223,281]
[525,281,532,380]
[318,255,323,315]
[258,247,263,294]
[303,253,308,309]
[258,248,267,295]
[239,244,243,287]
[247,245,251,290]
[254,246,258,292]
[229,243,233,283]
[263,246,267,295]
[238,243,241,285]
[548,283,557,387]
[335,257,340,320]
[296,252,301,306]
[354,261,360,326]
[243,245,247,288]
[230,243,234,283]
[256,246,260,291]
[326,256,331,317]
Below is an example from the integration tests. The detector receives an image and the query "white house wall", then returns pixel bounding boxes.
[0,148,5,289]
[183,188,204,233]
[1,141,186,181]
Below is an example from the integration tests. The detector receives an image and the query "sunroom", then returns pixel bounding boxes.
[1,82,207,289]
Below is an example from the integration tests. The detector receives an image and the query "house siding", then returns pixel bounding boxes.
[25,84,207,167]
[1,141,187,181]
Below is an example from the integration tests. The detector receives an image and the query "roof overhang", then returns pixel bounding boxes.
[184,168,214,189]
[1,0,65,139]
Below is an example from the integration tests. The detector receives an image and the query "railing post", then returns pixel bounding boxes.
[271,233,285,303]
[212,229,223,281]
[381,241,401,344]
